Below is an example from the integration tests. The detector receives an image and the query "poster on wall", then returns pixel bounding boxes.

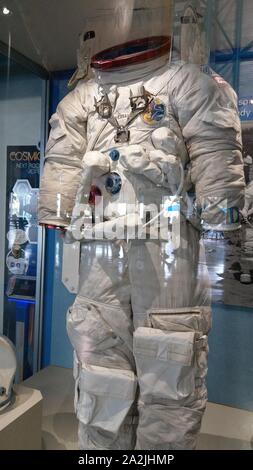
[4,146,40,380]
[204,118,253,308]
[5,146,40,300]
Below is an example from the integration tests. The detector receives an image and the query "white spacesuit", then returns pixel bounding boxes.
[38,1,245,450]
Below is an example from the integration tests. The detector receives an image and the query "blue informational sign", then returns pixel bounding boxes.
[238,97,253,121]
[4,145,40,380]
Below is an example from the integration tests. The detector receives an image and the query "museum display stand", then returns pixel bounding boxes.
[0,385,43,450]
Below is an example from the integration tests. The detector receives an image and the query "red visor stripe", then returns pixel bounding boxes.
[91,36,171,70]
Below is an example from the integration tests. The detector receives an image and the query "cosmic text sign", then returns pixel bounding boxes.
[8,148,40,176]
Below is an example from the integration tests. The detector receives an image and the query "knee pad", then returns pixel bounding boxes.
[78,420,137,450]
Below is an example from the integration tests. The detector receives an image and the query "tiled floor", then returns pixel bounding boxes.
[24,366,253,450]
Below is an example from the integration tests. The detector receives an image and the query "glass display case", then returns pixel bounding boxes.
[0,42,48,379]
[0,0,253,451]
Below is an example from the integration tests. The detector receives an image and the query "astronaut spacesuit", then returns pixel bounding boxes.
[38,1,245,450]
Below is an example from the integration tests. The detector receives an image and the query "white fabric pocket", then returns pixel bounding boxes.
[76,364,137,445]
[134,327,196,401]
[67,300,122,362]
[148,306,211,335]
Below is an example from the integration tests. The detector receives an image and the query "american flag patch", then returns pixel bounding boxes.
[212,74,227,86]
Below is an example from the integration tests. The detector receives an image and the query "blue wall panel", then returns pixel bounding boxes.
[207,304,253,411]
[42,71,75,369]
[49,233,75,369]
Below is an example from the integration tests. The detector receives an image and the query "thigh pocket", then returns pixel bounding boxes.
[149,307,210,387]
[134,327,196,401]
[67,299,122,360]
[134,307,210,402]
[76,364,137,446]
[148,307,211,335]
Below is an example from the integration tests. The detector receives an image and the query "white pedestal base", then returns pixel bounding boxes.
[0,384,43,450]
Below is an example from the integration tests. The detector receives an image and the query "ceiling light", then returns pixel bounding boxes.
[2,6,12,15]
